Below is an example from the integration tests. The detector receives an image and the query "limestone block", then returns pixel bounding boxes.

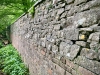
[74,0,87,5]
[81,0,100,11]
[64,28,79,40]
[65,0,75,4]
[74,9,100,27]
[87,32,100,42]
[40,38,47,47]
[57,8,65,16]
[74,56,100,75]
[89,42,99,50]
[65,4,73,11]
[79,28,93,32]
[60,42,72,56]
[52,45,58,53]
[80,48,98,60]
[93,26,100,32]
[53,63,65,75]
[66,71,72,75]
[76,41,86,47]
[77,66,96,75]
[67,44,81,60]
[54,25,61,30]
[53,0,61,4]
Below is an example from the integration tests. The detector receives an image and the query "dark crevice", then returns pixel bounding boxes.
[81,8,90,12]
[77,25,83,28]
[71,40,76,44]
[87,0,93,2]
[74,46,82,60]
[98,22,100,26]
[60,26,63,30]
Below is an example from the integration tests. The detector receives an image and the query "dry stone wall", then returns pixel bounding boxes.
[11,0,100,75]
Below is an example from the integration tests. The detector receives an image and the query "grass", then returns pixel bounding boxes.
[0,44,29,75]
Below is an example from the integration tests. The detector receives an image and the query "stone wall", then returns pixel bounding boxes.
[11,0,100,75]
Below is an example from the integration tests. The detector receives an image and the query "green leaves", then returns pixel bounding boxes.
[0,0,36,33]
[0,44,29,75]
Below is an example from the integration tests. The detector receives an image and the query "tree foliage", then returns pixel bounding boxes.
[0,0,36,34]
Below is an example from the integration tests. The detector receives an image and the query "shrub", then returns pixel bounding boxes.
[0,44,29,75]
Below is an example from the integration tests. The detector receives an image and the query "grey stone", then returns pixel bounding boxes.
[65,40,73,45]
[67,6,80,17]
[74,0,87,5]
[74,56,100,75]
[81,0,100,11]
[64,28,79,40]
[52,45,58,53]
[46,41,52,51]
[55,39,60,46]
[65,0,75,4]
[65,4,73,11]
[60,11,67,18]
[57,8,65,15]
[60,18,66,28]
[54,25,61,30]
[77,66,96,75]
[57,30,64,38]
[60,42,72,56]
[51,9,57,17]
[76,41,86,47]
[53,0,61,4]
[41,30,48,37]
[80,48,98,60]
[66,71,72,75]
[93,26,100,32]
[55,3,66,9]
[67,44,81,60]
[87,32,100,42]
[73,9,100,27]
[66,16,74,26]
[48,38,56,44]
[79,28,93,32]
[90,42,98,50]
[40,38,47,47]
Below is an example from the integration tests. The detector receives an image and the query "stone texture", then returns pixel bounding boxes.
[66,71,71,75]
[60,42,72,56]
[57,8,64,16]
[65,0,75,4]
[74,56,100,75]
[80,48,98,60]
[79,28,93,32]
[64,28,79,40]
[52,45,58,53]
[87,32,100,42]
[74,10,100,27]
[74,0,87,5]
[93,26,100,32]
[54,63,65,75]
[77,66,96,75]
[76,41,86,47]
[67,44,81,60]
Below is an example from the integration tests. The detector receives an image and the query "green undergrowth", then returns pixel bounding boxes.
[0,44,29,75]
